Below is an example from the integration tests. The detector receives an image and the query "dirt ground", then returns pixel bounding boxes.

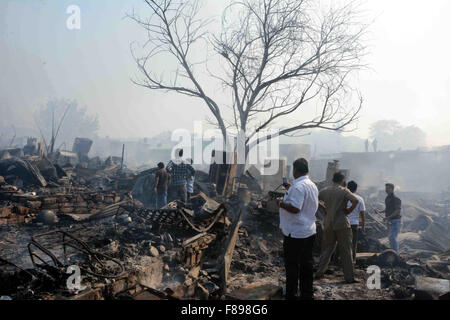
[226,211,398,300]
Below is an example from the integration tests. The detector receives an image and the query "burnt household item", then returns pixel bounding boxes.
[23,138,37,155]
[237,184,250,205]
[72,138,93,162]
[28,230,125,279]
[37,210,59,225]
[0,157,47,187]
[208,150,237,198]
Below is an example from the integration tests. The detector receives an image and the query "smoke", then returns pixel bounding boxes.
[338,148,450,193]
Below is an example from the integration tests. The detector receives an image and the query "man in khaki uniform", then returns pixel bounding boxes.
[315,172,359,283]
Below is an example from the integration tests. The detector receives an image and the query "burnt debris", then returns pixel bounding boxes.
[0,142,449,301]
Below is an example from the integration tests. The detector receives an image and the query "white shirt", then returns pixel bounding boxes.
[279,175,319,239]
[347,194,366,226]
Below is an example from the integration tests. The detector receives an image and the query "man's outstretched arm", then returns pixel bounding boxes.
[277,186,304,214]
[277,199,300,214]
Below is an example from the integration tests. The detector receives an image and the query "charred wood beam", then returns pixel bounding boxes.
[219,210,242,294]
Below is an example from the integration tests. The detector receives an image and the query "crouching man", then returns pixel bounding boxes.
[277,158,319,300]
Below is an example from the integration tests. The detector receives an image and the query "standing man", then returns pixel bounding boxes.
[346,181,366,262]
[372,139,378,152]
[277,158,319,300]
[365,139,369,153]
[166,149,195,203]
[315,172,359,283]
[154,162,170,208]
[376,183,402,253]
[329,178,348,264]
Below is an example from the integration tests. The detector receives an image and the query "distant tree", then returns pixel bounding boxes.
[396,125,427,150]
[370,120,402,137]
[34,99,99,152]
[369,120,402,151]
[369,120,426,151]
[130,0,368,155]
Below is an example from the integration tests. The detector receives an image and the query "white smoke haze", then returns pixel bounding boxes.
[0,0,449,192]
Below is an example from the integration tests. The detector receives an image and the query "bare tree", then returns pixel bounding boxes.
[34,99,99,154]
[130,0,368,154]
[369,120,427,151]
[49,104,71,154]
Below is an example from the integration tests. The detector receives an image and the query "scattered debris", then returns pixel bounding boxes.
[0,140,449,300]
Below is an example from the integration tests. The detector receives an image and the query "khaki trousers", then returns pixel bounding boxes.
[316,228,355,282]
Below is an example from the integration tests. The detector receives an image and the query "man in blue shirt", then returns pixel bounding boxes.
[166,149,195,203]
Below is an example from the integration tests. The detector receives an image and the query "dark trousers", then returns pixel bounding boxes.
[283,234,315,300]
[155,189,168,209]
[168,184,186,203]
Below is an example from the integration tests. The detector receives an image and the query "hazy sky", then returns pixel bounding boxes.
[1,0,449,146]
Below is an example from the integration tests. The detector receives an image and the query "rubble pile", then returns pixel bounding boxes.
[0,195,232,300]
[0,141,449,300]
[0,141,140,227]
[223,192,449,300]
[0,191,125,225]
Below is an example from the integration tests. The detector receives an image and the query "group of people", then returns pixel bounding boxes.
[277,158,402,300]
[153,149,196,209]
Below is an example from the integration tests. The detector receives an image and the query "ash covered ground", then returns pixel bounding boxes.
[1,147,449,300]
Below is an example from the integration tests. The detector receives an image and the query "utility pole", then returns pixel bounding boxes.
[120,144,125,171]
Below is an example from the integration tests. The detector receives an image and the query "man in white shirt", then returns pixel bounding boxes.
[347,181,366,263]
[277,158,319,300]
